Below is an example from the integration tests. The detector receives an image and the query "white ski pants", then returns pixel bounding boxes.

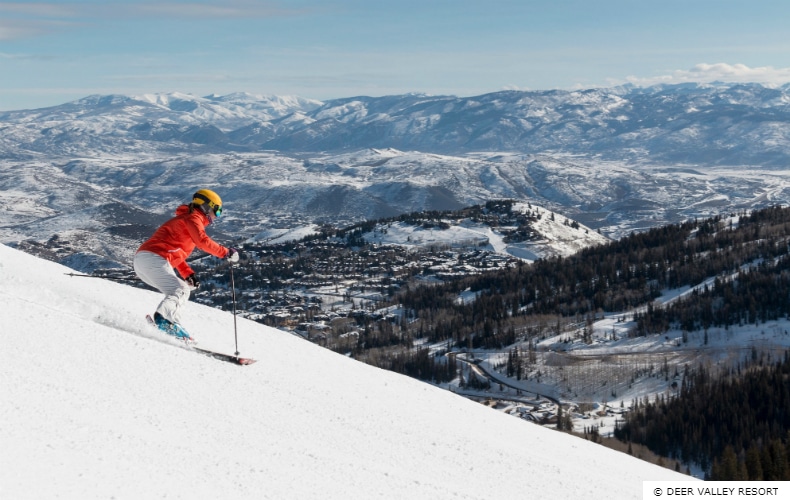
[133,251,192,325]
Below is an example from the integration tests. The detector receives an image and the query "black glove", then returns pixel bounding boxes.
[185,274,200,289]
[226,247,239,263]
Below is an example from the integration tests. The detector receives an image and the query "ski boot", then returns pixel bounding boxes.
[153,312,196,344]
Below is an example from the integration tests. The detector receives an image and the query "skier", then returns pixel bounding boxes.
[134,189,239,341]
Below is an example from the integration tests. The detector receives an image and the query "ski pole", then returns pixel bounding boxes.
[64,272,140,282]
[229,263,240,356]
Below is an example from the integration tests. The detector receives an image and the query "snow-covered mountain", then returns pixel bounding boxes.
[0,243,692,499]
[2,83,790,269]
[4,83,790,163]
[352,202,611,261]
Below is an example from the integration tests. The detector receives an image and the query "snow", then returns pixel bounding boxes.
[359,203,608,263]
[250,224,320,244]
[0,243,692,499]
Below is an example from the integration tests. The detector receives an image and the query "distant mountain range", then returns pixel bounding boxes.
[4,83,790,161]
[2,82,789,270]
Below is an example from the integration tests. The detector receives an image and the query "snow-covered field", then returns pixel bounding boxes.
[0,243,692,499]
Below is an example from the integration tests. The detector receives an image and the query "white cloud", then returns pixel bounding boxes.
[626,63,790,86]
[132,2,305,19]
[0,20,69,40]
[0,2,77,17]
[0,1,308,37]
[0,24,30,40]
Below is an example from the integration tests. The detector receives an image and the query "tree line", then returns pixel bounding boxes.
[634,254,790,335]
[614,351,790,480]
[394,206,790,349]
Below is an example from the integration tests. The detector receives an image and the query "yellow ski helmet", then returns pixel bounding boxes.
[192,189,223,217]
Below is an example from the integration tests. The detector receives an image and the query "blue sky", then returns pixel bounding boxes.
[1,0,789,111]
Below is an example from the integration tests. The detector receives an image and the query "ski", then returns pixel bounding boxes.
[145,315,256,365]
[192,347,257,365]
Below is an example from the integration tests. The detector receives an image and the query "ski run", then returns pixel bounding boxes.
[0,243,691,499]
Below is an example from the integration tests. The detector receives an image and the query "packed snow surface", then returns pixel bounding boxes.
[0,244,691,499]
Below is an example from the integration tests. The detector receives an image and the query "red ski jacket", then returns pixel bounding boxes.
[137,204,229,278]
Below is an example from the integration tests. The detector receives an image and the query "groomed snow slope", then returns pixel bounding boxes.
[0,244,692,499]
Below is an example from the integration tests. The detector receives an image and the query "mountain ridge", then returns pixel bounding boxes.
[2,82,790,270]
[3,82,790,161]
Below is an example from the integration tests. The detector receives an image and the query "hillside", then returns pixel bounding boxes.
[0,244,691,499]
